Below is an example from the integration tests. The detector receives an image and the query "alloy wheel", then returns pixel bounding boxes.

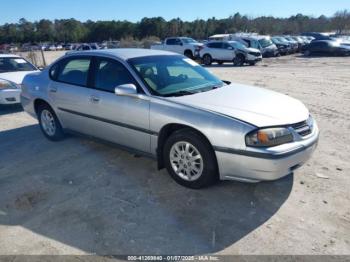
[40,109,56,136]
[169,141,204,181]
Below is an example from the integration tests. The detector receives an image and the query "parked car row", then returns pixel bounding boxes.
[303,40,350,56]
[0,41,121,53]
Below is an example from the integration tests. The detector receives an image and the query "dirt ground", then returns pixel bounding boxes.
[0,54,349,256]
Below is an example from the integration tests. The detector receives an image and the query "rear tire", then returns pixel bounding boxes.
[37,104,65,141]
[202,54,212,66]
[163,129,218,189]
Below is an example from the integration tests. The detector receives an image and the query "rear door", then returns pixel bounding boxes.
[48,56,94,133]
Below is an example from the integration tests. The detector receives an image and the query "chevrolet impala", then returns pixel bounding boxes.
[21,49,319,189]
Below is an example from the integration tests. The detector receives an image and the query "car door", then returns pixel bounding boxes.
[48,56,95,133]
[207,42,222,60]
[311,42,326,54]
[86,57,151,153]
[220,42,236,60]
[166,38,183,54]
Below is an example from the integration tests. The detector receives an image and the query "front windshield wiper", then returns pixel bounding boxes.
[163,90,196,97]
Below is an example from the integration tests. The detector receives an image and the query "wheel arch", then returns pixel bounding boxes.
[156,123,217,170]
[34,98,52,116]
[184,49,193,56]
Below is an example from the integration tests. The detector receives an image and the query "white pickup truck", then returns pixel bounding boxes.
[150,37,203,59]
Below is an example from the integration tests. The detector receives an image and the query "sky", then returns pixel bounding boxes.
[0,0,349,24]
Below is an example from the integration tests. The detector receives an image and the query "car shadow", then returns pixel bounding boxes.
[0,124,293,255]
[203,64,253,68]
[296,54,349,59]
[0,104,24,116]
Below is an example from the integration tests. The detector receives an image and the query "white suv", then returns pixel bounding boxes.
[200,41,262,66]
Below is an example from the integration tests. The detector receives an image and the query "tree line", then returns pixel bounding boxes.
[0,10,349,44]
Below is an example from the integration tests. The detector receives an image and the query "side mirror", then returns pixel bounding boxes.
[38,66,44,71]
[115,84,138,98]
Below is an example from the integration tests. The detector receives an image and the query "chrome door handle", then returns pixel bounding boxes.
[90,95,100,103]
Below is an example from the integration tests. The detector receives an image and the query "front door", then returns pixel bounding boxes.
[86,57,151,153]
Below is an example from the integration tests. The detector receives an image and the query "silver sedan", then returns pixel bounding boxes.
[21,49,319,189]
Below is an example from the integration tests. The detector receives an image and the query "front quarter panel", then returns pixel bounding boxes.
[149,97,255,155]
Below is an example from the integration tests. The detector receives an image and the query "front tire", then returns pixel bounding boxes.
[163,129,218,189]
[233,54,245,66]
[202,54,212,66]
[38,104,65,141]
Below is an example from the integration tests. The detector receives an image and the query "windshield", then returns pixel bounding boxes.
[0,57,37,73]
[285,37,295,42]
[277,37,289,43]
[230,41,247,50]
[181,38,197,44]
[258,38,274,48]
[128,55,224,97]
[271,38,282,44]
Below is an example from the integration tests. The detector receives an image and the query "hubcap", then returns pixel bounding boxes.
[170,141,204,181]
[41,109,56,136]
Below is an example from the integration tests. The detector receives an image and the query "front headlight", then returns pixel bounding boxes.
[0,79,18,90]
[246,127,293,147]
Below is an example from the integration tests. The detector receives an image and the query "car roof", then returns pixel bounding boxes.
[0,54,20,58]
[209,34,231,38]
[65,48,177,60]
[312,40,334,43]
[239,35,268,40]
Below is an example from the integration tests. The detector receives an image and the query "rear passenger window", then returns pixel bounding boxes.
[94,59,137,93]
[209,42,222,48]
[57,58,91,86]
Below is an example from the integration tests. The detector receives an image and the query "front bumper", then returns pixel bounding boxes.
[215,124,319,182]
[0,89,21,104]
[263,50,279,58]
[246,54,263,62]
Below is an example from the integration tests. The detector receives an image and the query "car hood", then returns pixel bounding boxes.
[188,43,204,47]
[244,47,261,53]
[0,71,39,85]
[166,83,309,127]
[339,44,350,49]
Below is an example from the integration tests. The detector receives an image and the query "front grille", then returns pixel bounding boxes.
[291,120,312,137]
[249,52,261,56]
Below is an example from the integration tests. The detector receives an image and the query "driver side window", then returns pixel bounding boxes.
[93,58,138,93]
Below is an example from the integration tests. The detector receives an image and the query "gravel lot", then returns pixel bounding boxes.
[0,54,349,256]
